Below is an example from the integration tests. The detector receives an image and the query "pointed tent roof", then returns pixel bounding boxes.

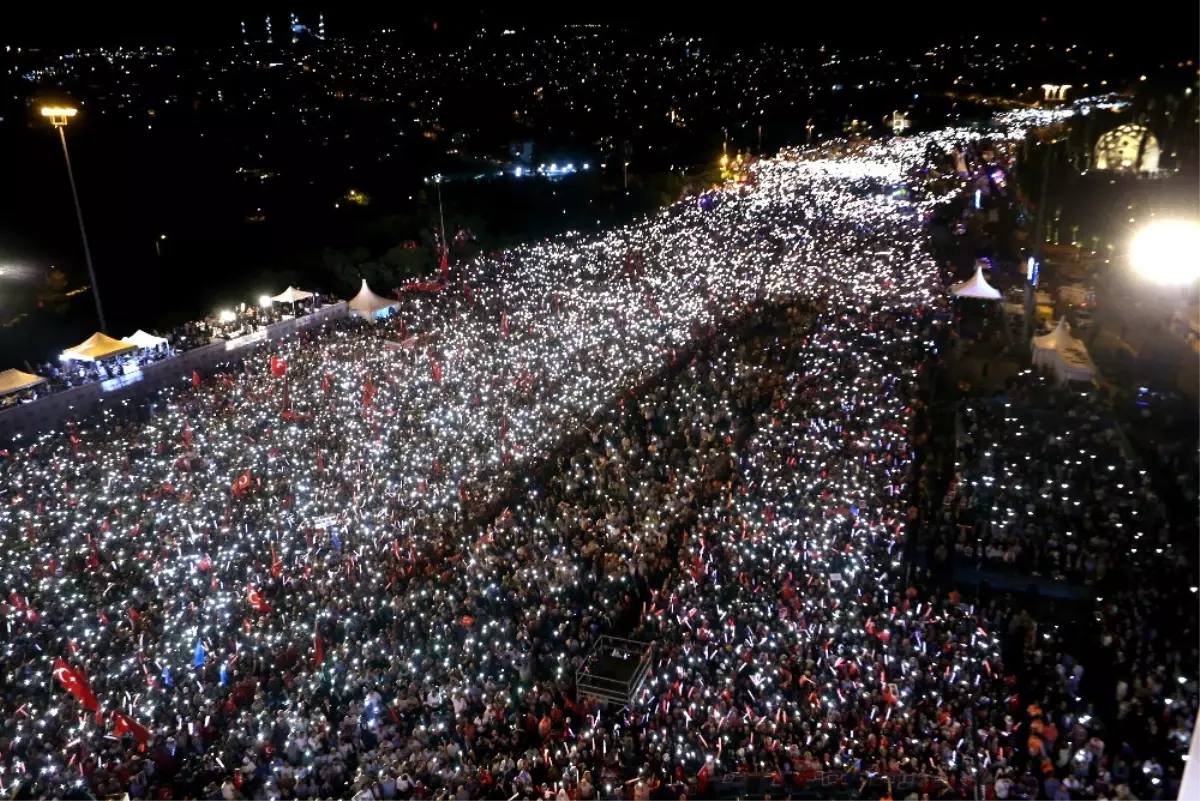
[1032,318,1079,352]
[122,329,169,350]
[271,286,314,304]
[0,368,46,396]
[950,265,1002,300]
[61,332,138,362]
[1032,318,1094,382]
[347,279,398,315]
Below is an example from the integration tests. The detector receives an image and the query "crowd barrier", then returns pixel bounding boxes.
[0,303,348,442]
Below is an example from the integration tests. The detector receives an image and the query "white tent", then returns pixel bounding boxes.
[1031,318,1074,360]
[61,332,138,362]
[950,266,1002,300]
[271,286,315,304]
[0,368,46,397]
[1032,319,1094,383]
[121,329,169,350]
[347,279,398,320]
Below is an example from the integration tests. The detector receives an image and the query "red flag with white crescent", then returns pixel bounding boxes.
[53,657,99,712]
[246,585,272,614]
[112,710,152,743]
[231,471,252,498]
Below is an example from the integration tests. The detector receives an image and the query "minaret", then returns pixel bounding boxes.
[240,21,248,46]
[291,13,299,45]
[318,13,326,39]
[266,15,273,44]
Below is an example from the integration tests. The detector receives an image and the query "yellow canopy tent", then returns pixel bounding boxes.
[61,332,138,362]
[0,368,46,396]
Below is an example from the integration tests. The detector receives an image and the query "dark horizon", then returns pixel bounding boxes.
[4,4,1197,53]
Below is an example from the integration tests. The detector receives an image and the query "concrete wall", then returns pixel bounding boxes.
[0,302,348,442]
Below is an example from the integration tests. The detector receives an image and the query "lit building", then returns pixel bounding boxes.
[1094,123,1160,172]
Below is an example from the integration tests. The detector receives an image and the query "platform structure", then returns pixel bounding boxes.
[575,635,652,706]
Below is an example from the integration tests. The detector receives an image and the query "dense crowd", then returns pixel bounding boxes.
[948,377,1140,581]
[939,365,1197,800]
[0,127,1193,801]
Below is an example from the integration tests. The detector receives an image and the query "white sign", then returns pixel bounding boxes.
[100,369,143,393]
[225,329,268,351]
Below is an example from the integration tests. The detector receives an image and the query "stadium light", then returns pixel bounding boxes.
[1130,221,1200,285]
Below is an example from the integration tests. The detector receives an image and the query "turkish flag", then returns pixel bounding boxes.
[362,378,376,408]
[270,544,282,579]
[192,370,201,389]
[440,247,449,281]
[247,585,272,614]
[270,356,287,378]
[314,619,325,667]
[429,355,442,384]
[231,471,252,498]
[53,657,99,712]
[112,710,152,743]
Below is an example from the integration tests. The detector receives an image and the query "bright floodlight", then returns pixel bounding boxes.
[1130,220,1200,285]
[258,294,273,308]
[41,106,78,118]
[218,309,237,323]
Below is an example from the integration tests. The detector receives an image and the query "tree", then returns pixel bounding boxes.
[380,244,432,282]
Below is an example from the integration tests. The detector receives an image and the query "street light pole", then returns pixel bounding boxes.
[435,174,448,254]
[44,106,107,334]
[1024,139,1054,341]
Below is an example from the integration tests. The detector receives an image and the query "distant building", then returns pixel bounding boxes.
[1041,84,1071,102]
[1094,124,1160,173]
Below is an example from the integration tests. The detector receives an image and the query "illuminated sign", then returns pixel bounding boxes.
[225,329,268,350]
[100,369,143,392]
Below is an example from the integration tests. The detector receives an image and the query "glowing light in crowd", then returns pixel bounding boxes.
[0,127,1012,797]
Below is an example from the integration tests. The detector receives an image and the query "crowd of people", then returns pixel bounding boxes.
[936,365,1197,800]
[3,297,332,406]
[948,378,1138,581]
[0,126,1193,801]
